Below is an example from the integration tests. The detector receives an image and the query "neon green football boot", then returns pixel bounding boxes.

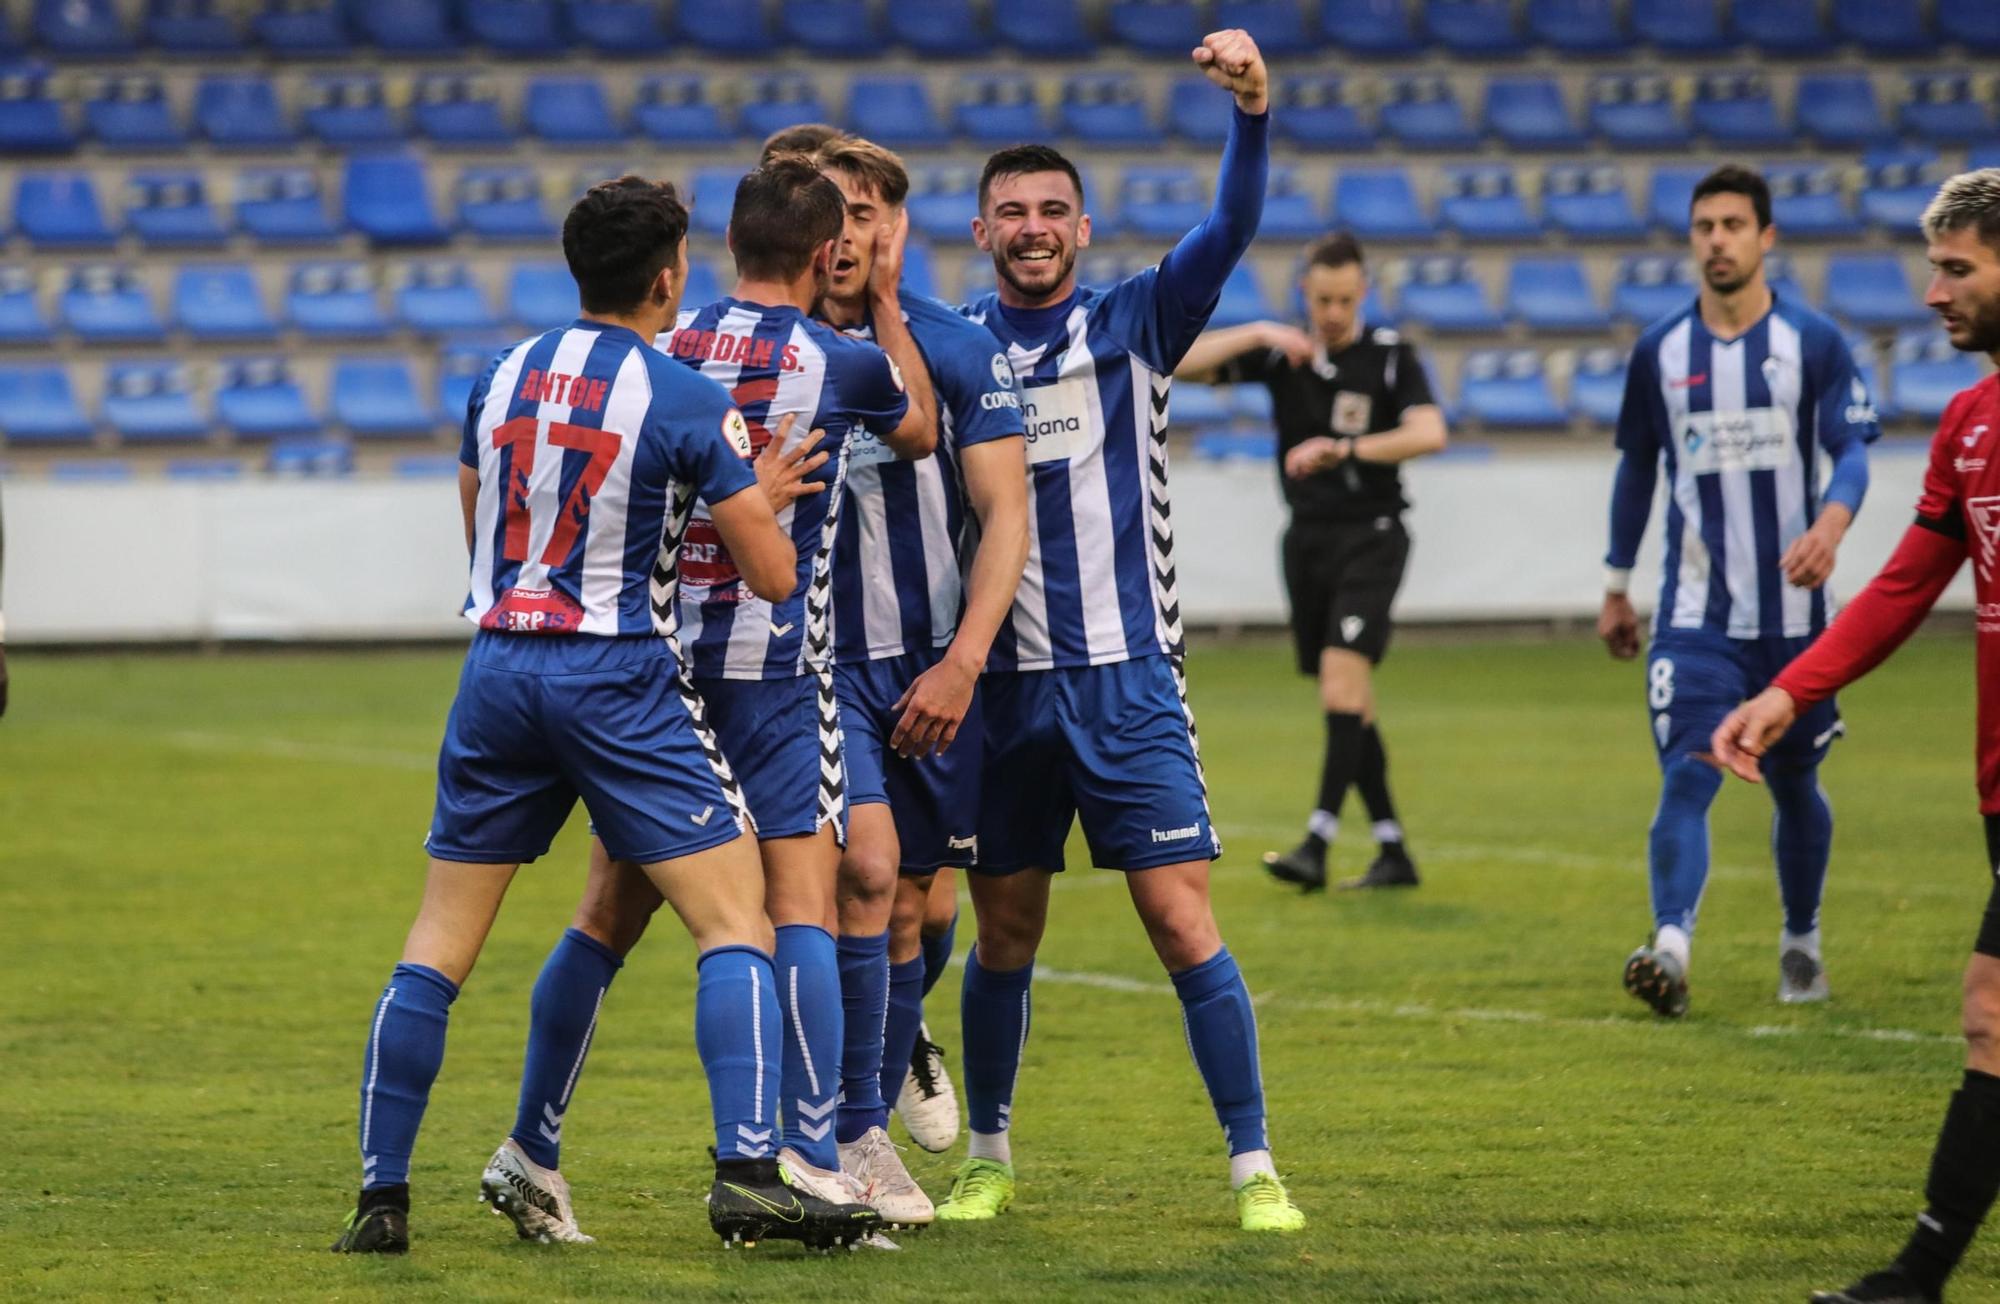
[1235,1172,1306,1232]
[933,1158,1014,1222]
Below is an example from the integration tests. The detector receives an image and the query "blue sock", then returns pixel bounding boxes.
[835,930,891,1144]
[920,910,958,999]
[1649,756,1723,935]
[1171,948,1269,1155]
[508,928,622,1171]
[879,955,926,1118]
[357,962,458,1190]
[773,923,843,1168]
[961,947,1033,1138]
[1767,762,1833,936]
[696,945,782,1160]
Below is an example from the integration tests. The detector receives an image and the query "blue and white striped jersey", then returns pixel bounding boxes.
[830,292,1024,663]
[662,296,908,679]
[1615,294,1881,639]
[458,320,758,639]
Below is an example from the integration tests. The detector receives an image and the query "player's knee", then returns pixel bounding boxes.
[1963,965,2000,1061]
[837,841,900,909]
[571,894,660,957]
[1658,755,1724,809]
[890,875,932,937]
[974,905,1044,969]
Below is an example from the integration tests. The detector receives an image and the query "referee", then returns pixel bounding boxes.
[1176,231,1447,891]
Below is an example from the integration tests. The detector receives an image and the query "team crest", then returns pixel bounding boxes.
[1331,391,1372,436]
[990,353,1014,388]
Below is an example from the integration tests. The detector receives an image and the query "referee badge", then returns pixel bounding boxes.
[1331,391,1372,436]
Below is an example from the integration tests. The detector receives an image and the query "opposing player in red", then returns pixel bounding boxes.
[1712,168,2000,1304]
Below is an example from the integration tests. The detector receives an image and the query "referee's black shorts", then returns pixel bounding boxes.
[1280,516,1410,674]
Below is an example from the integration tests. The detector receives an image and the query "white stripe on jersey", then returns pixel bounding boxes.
[464,338,537,628]
[1054,305,1128,664]
[578,347,649,634]
[1004,338,1054,658]
[846,459,904,651]
[1711,338,1761,635]
[1656,320,1710,632]
[509,329,601,595]
[1767,314,1813,634]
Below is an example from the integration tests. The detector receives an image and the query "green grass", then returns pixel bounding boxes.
[3,633,1995,1302]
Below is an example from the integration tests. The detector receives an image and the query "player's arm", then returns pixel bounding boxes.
[1174,322,1311,383]
[1781,336,1882,589]
[1600,345,1665,660]
[708,487,800,602]
[865,208,938,459]
[459,463,479,555]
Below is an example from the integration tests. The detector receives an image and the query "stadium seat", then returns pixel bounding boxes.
[995,0,1095,57]
[1570,348,1627,425]
[303,76,400,147]
[1545,165,1644,241]
[1169,383,1233,432]
[345,154,449,246]
[1216,2,1320,55]
[1192,429,1277,462]
[457,167,552,241]
[849,77,947,149]
[146,0,245,54]
[1797,74,1893,148]
[1061,75,1152,145]
[1527,0,1633,52]
[1862,155,1949,236]
[17,172,114,248]
[1380,77,1479,151]
[1507,258,1609,330]
[1975,144,2000,172]
[1109,1,1202,54]
[395,454,461,477]
[1630,0,1732,51]
[1892,330,1988,421]
[126,172,228,247]
[1121,167,1207,240]
[0,268,49,344]
[1333,169,1436,242]
[1613,255,1694,326]
[350,0,459,53]
[1398,258,1503,332]
[35,0,132,55]
[266,436,354,476]
[0,365,92,443]
[235,168,338,245]
[1320,0,1426,53]
[288,263,389,337]
[83,75,183,151]
[899,243,936,301]
[165,458,247,480]
[1484,77,1587,151]
[1209,264,1274,328]
[1730,0,1834,55]
[436,341,495,426]
[1590,75,1689,150]
[195,76,293,149]
[740,74,829,143]
[1939,0,2000,52]
[783,0,880,54]
[686,167,739,239]
[173,264,277,341]
[569,1,670,54]
[955,76,1047,145]
[1766,165,1862,240]
[1648,166,1709,233]
[890,0,987,56]
[906,166,979,243]
[1461,350,1564,428]
[1762,251,1811,307]
[1424,0,1527,55]
[1167,76,1234,144]
[1440,168,1540,241]
[636,77,732,149]
[396,263,497,335]
[0,67,73,154]
[1275,75,1371,151]
[1260,168,1325,240]
[679,0,776,55]
[253,1,350,56]
[1825,255,1928,328]
[412,76,512,148]
[1690,74,1788,148]
[508,262,574,331]
[103,362,204,442]
[464,0,566,54]
[48,460,135,479]
[1832,0,1935,53]
[218,359,320,441]
[1900,73,1996,143]
[333,359,430,438]
[62,266,162,343]
[525,77,623,145]
[1234,384,1276,424]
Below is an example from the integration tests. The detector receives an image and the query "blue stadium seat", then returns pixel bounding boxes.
[1260,168,1324,240]
[995,0,1094,57]
[1208,264,1274,328]
[899,243,936,301]
[1766,164,1862,240]
[739,74,829,143]
[1507,257,1609,330]
[173,264,276,341]
[166,458,247,480]
[906,166,979,243]
[1461,350,1564,428]
[1974,144,2000,172]
[0,67,73,154]
[1192,430,1277,463]
[0,268,49,343]
[350,0,459,53]
[437,342,496,425]
[1630,0,1732,51]
[219,359,321,441]
[1797,74,1893,148]
[1169,384,1233,431]
[890,0,987,56]
[683,258,723,308]
[508,262,574,331]
[126,172,228,248]
[147,0,245,54]
[1892,330,1987,421]
[1613,255,1695,326]
[333,358,430,437]
[526,77,623,145]
[1061,74,1152,145]
[636,77,732,148]
[1440,167,1540,241]
[1424,0,1527,55]
[688,167,739,239]
[303,75,400,147]
[1120,167,1206,240]
[1484,77,1586,151]
[1940,0,2000,52]
[464,0,566,54]
[196,76,293,149]
[288,263,388,337]
[1690,74,1788,147]
[849,77,947,149]
[570,1,670,54]
[679,0,776,55]
[1570,348,1627,425]
[1321,0,1426,53]
[412,75,513,148]
[1545,165,1644,241]
[1762,251,1811,308]
[345,153,449,246]
[35,0,132,55]
[48,460,134,479]
[17,172,114,248]
[1862,155,1949,236]
[235,168,338,245]
[1590,75,1688,150]
[396,263,497,335]
[1109,1,1202,54]
[1527,0,1632,52]
[395,454,461,477]
[1648,166,1709,233]
[1234,384,1276,424]
[1275,75,1371,151]
[1846,331,1894,420]
[1216,2,1320,55]
[1731,0,1834,55]
[457,167,552,242]
[83,75,183,150]
[1333,169,1435,242]
[1398,257,1503,332]
[954,75,1046,145]
[267,437,354,476]
[1381,76,1479,150]
[62,266,162,343]
[1901,73,1996,143]
[253,1,350,56]
[784,0,881,54]
[1825,255,1928,328]
[1833,0,1935,53]
[0,365,92,443]
[103,362,204,442]
[1168,77,1234,144]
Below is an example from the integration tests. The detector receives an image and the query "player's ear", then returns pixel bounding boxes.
[1076,212,1092,250]
[971,215,990,251]
[1760,222,1777,253]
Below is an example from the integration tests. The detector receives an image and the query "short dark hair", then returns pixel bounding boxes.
[760,122,847,162]
[1304,231,1365,272]
[729,156,845,282]
[817,137,910,208]
[978,144,1084,210]
[561,175,688,314]
[1690,164,1772,229]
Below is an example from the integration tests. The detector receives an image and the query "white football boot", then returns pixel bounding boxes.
[838,1125,935,1229]
[894,1022,960,1153]
[479,1138,593,1244]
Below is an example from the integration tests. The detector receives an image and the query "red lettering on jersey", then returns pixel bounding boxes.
[680,518,742,588]
[491,416,539,561]
[517,368,543,402]
[751,338,774,370]
[780,343,800,372]
[550,372,571,404]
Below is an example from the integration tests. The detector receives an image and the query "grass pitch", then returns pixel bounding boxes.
[3,632,1994,1302]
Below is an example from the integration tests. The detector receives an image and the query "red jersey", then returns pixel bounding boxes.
[1773,373,2000,811]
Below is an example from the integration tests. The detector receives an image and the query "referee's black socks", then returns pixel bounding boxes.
[1313,712,1367,850]
[1896,1068,2000,1295]
[1357,723,1401,844]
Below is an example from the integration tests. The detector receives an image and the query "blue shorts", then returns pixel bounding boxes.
[694,670,847,845]
[977,656,1221,875]
[1646,628,1843,769]
[427,632,748,865]
[836,648,983,872]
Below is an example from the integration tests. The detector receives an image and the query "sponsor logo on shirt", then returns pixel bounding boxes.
[980,391,1021,411]
[1844,377,1878,427]
[1020,375,1095,465]
[1678,408,1796,474]
[1331,391,1372,436]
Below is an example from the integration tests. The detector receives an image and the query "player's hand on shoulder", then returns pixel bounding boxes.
[1597,592,1641,660]
[1192,29,1268,115]
[753,412,828,510]
[1262,322,1316,367]
[1709,688,1797,783]
[889,653,978,759]
[869,207,908,308]
[1283,435,1340,480]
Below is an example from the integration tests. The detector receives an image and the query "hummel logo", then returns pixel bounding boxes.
[720,1183,806,1223]
[691,805,715,826]
[1668,373,1707,389]
[1151,823,1201,843]
[947,834,977,851]
[769,621,795,637]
